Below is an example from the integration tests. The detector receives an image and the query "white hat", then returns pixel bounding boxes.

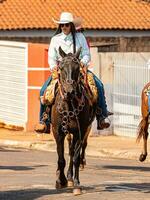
[52,12,83,30]
[52,12,74,24]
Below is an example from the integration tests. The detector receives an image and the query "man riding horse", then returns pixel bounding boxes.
[35,12,113,134]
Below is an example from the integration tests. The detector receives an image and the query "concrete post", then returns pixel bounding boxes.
[90,47,100,77]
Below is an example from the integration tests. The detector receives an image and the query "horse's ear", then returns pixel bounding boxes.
[75,47,82,58]
[59,46,67,58]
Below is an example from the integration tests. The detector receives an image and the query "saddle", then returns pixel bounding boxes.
[44,71,98,106]
[44,79,58,105]
[144,85,150,114]
[85,72,98,103]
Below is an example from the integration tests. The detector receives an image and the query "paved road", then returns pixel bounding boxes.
[0,147,150,200]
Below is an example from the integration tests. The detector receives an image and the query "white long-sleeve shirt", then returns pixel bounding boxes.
[48,32,91,70]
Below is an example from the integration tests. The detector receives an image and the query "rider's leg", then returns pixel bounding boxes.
[93,75,108,116]
[35,76,52,133]
[39,76,52,120]
[92,73,112,130]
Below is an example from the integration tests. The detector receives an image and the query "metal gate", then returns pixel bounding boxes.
[97,52,150,137]
[113,53,150,137]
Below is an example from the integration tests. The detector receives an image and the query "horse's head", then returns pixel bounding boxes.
[58,46,81,99]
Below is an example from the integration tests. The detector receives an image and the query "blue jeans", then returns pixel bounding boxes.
[92,73,108,118]
[39,73,108,123]
[39,76,52,124]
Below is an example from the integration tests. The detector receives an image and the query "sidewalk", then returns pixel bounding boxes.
[0,128,150,162]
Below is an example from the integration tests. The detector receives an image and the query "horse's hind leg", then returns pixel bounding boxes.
[140,120,149,162]
[80,126,91,169]
[80,141,87,170]
[137,117,149,162]
[55,134,67,188]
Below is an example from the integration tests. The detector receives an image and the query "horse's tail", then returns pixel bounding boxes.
[136,116,148,143]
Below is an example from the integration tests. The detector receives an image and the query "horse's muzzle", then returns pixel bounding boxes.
[63,85,75,99]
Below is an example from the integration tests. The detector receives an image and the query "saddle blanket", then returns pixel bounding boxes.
[44,72,98,105]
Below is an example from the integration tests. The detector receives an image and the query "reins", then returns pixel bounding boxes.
[56,49,88,159]
[70,98,83,161]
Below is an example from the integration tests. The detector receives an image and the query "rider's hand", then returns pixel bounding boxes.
[40,96,46,105]
[51,66,58,80]
[80,63,88,84]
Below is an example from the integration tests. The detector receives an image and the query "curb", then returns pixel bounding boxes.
[1,139,149,163]
[0,139,56,152]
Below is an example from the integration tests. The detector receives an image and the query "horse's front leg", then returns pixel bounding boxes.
[73,139,82,195]
[55,134,67,188]
[67,134,74,187]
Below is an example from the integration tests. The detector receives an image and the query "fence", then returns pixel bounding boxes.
[98,52,150,137]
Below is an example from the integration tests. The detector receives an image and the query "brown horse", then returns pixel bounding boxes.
[137,82,150,162]
[50,47,97,195]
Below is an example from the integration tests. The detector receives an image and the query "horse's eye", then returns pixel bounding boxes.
[72,58,79,63]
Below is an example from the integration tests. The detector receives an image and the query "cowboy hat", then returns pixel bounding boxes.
[52,12,73,24]
[52,12,82,30]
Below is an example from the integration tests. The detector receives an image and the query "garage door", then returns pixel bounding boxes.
[0,41,27,127]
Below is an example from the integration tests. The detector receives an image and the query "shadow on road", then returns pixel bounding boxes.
[104,182,150,193]
[102,165,150,172]
[0,164,47,171]
[81,182,150,194]
[0,182,149,199]
[0,188,73,200]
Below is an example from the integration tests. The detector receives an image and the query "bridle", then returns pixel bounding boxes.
[58,56,81,99]
[56,48,85,160]
[57,55,85,134]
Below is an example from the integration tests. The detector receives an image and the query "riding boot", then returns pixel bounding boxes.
[34,106,51,133]
[96,113,110,130]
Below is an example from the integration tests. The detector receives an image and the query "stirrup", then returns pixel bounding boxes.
[97,119,110,130]
[107,111,113,116]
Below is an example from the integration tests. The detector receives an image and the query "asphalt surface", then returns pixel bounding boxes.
[0,147,150,200]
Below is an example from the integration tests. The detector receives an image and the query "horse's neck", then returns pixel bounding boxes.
[58,85,83,105]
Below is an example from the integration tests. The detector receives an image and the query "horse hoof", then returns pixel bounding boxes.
[80,164,84,170]
[73,187,82,196]
[55,182,61,189]
[67,180,74,187]
[55,182,64,189]
[80,159,86,170]
[83,159,86,165]
[139,154,147,162]
[55,182,67,189]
